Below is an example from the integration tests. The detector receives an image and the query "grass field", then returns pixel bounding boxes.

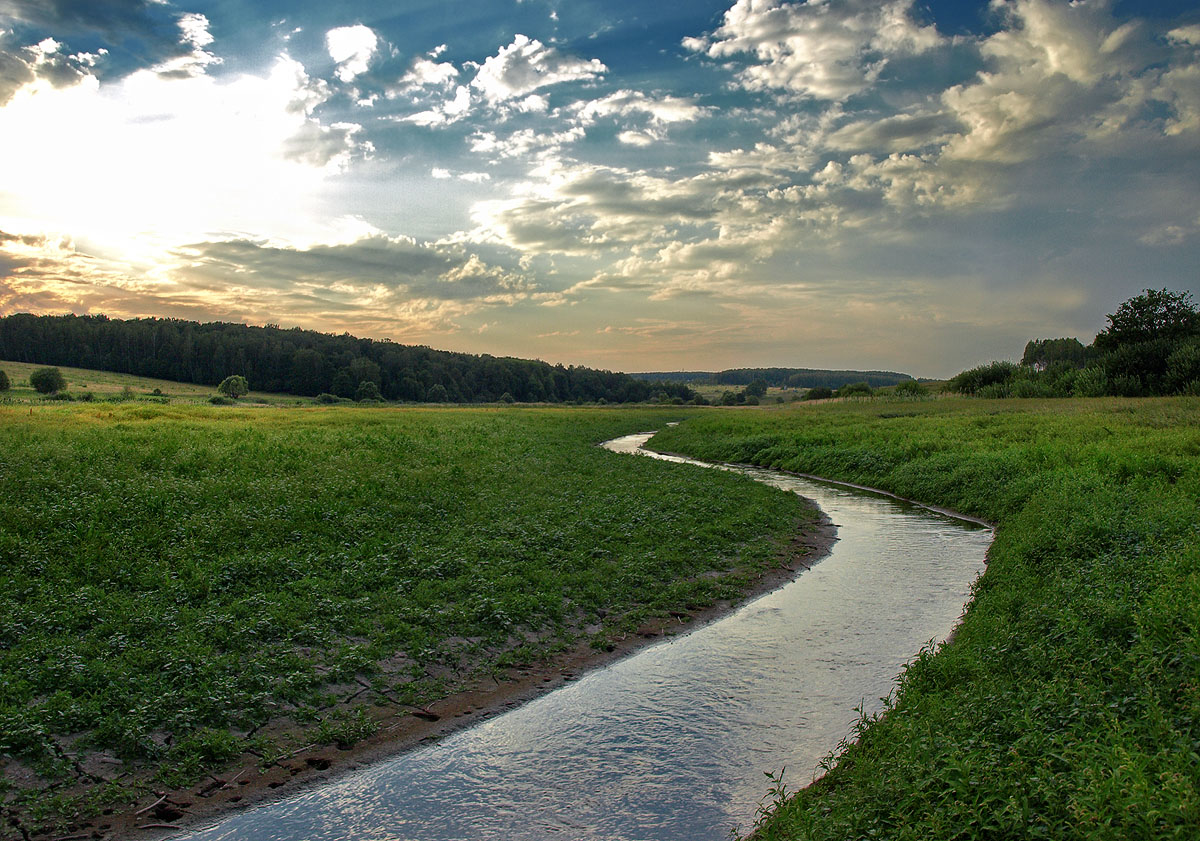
[0,402,815,835]
[650,397,1200,840]
[0,360,304,406]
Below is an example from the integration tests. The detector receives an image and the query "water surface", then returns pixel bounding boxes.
[187,432,991,841]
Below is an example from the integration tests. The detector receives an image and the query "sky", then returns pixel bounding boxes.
[0,0,1198,377]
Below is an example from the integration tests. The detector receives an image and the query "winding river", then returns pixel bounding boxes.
[183,432,992,841]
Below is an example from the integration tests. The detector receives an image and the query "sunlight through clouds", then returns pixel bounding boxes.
[0,0,1197,375]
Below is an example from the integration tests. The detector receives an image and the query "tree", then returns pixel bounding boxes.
[217,375,249,399]
[1021,338,1086,370]
[30,366,67,394]
[355,380,382,402]
[0,369,8,391]
[427,383,449,402]
[1093,288,1199,351]
[745,378,768,399]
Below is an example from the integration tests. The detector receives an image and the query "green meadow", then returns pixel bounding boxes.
[0,403,813,833]
[650,397,1200,840]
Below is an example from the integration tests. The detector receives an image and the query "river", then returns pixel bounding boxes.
[182,431,992,841]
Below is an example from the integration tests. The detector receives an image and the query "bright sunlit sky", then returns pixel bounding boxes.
[1,0,1198,377]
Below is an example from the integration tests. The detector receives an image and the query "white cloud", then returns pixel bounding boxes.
[326,24,378,83]
[684,0,941,101]
[470,34,606,104]
[150,13,221,79]
[397,55,459,90]
[402,83,471,126]
[0,55,371,260]
[574,89,708,126]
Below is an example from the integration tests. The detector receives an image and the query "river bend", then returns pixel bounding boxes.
[184,432,992,841]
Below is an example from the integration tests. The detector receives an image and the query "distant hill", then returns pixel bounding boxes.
[0,313,695,404]
[634,367,915,389]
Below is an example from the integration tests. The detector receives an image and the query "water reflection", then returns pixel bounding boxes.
[186,432,991,841]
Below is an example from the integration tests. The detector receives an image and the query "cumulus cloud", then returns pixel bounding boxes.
[0,1,226,100]
[470,34,606,104]
[326,24,378,83]
[152,13,221,79]
[684,0,941,101]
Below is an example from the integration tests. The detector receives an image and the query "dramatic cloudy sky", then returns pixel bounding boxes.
[1,0,1198,376]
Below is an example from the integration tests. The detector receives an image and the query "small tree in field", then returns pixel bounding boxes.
[30,367,67,394]
[217,375,249,399]
[0,369,9,391]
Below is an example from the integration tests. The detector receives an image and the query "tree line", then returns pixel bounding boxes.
[0,314,696,404]
[947,288,1200,398]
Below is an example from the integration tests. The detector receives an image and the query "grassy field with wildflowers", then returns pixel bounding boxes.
[0,402,813,836]
[650,396,1200,840]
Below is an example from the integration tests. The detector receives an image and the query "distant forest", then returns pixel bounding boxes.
[0,314,695,404]
[635,367,915,389]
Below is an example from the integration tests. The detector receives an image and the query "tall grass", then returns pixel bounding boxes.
[651,397,1200,840]
[0,404,813,833]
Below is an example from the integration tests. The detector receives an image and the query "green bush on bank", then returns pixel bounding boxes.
[650,397,1200,840]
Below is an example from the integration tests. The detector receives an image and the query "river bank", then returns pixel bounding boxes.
[79,478,837,839]
[649,397,1200,840]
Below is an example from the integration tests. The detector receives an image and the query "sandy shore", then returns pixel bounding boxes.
[44,504,836,841]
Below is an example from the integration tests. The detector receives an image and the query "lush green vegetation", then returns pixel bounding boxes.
[635,367,916,390]
[0,313,695,404]
[650,397,1200,840]
[948,288,1200,398]
[0,403,812,834]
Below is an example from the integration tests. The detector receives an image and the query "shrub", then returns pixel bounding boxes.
[316,392,339,404]
[1073,366,1108,397]
[1165,340,1200,394]
[426,383,450,403]
[836,381,874,398]
[976,381,1011,398]
[0,369,8,391]
[208,395,234,405]
[946,361,1017,395]
[804,387,834,401]
[499,391,515,404]
[893,380,927,398]
[29,367,67,394]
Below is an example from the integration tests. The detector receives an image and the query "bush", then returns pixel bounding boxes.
[29,367,67,394]
[893,380,927,398]
[208,395,234,405]
[426,383,450,403]
[44,391,74,401]
[316,392,339,404]
[804,387,834,401]
[946,361,1017,395]
[836,381,874,398]
[0,369,8,391]
[1073,366,1108,397]
[77,391,95,402]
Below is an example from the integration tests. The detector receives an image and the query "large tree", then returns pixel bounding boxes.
[217,375,249,399]
[1093,288,1199,351]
